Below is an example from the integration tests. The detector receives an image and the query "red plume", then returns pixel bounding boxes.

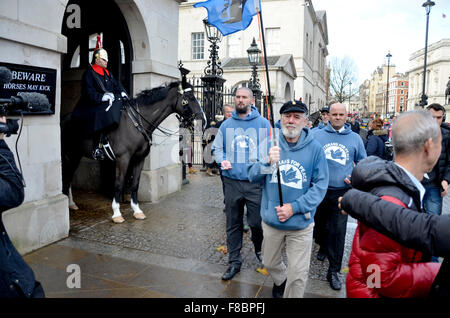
[95,34,101,51]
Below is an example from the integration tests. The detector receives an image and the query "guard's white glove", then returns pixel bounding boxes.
[102,93,114,111]
[121,92,129,100]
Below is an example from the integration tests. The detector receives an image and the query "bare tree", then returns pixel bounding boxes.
[329,56,358,103]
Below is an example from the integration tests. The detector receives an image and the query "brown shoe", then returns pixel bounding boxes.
[206,168,214,176]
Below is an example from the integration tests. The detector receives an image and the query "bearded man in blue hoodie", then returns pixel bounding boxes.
[312,102,367,291]
[212,87,271,281]
[248,100,329,297]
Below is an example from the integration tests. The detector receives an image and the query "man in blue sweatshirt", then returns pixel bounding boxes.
[248,100,329,297]
[212,87,271,281]
[312,102,367,291]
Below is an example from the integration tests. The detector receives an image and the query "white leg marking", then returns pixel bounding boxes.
[112,198,122,218]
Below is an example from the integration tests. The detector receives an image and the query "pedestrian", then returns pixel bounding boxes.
[364,118,389,158]
[312,102,367,290]
[338,110,442,298]
[339,190,450,298]
[312,106,330,130]
[0,116,45,298]
[205,104,234,176]
[72,45,128,160]
[421,103,449,216]
[212,87,271,281]
[350,115,361,135]
[247,100,329,298]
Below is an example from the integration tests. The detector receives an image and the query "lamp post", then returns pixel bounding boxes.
[247,38,262,114]
[419,0,435,108]
[201,18,226,126]
[385,51,392,118]
[349,81,352,113]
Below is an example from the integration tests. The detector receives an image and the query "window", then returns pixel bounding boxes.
[227,32,241,58]
[120,40,126,64]
[192,32,204,60]
[70,45,80,68]
[266,28,280,55]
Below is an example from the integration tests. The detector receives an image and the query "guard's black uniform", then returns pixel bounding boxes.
[73,64,124,138]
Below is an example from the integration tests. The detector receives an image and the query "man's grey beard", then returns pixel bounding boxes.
[282,124,303,139]
[236,104,249,114]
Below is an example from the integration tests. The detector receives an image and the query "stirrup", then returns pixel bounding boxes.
[102,141,116,161]
[92,148,105,161]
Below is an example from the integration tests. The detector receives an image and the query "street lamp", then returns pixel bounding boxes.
[349,81,352,113]
[201,18,225,124]
[247,37,262,113]
[420,0,435,108]
[385,51,392,117]
[202,18,223,77]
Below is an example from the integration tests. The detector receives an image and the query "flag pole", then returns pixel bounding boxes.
[257,9,283,206]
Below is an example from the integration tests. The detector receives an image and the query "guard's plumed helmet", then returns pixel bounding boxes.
[95,48,108,62]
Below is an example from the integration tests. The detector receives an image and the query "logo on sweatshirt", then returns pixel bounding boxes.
[270,159,307,189]
[323,143,349,166]
[231,135,257,153]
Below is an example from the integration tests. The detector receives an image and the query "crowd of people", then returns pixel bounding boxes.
[207,86,449,298]
[1,42,448,298]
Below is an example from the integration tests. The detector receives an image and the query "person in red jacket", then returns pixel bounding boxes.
[343,110,442,298]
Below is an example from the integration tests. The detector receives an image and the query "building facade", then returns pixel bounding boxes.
[0,0,186,254]
[368,64,396,117]
[407,38,450,111]
[178,0,329,116]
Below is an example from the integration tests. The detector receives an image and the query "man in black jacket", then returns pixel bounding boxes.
[339,110,446,297]
[339,190,449,298]
[0,116,45,298]
[422,103,449,216]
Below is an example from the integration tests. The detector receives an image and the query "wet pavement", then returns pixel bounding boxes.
[23,167,449,298]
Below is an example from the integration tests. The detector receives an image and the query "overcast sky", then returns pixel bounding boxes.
[313,0,450,86]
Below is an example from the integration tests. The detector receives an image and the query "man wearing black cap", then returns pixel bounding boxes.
[312,106,330,131]
[248,100,329,297]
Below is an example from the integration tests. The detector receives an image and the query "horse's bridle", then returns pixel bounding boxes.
[176,84,206,130]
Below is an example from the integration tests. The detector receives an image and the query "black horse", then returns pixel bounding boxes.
[61,81,205,223]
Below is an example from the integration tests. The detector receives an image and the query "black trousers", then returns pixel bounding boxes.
[223,177,263,267]
[314,188,349,273]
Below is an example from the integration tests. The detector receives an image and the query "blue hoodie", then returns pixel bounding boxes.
[212,106,271,181]
[247,128,329,231]
[313,123,367,189]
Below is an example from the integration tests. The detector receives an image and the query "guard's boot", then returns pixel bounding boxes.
[92,133,105,161]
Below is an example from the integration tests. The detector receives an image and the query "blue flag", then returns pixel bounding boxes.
[194,0,261,36]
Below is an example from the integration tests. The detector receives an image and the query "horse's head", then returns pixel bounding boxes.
[174,82,206,130]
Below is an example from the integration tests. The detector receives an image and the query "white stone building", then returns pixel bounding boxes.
[0,0,186,254]
[178,0,328,119]
[407,38,450,111]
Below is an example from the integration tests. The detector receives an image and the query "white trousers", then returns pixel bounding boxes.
[262,221,314,298]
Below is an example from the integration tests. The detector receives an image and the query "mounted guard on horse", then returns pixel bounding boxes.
[72,38,126,161]
[62,39,206,224]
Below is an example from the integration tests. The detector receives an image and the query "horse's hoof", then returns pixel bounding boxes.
[133,213,146,220]
[112,216,125,224]
[69,204,79,211]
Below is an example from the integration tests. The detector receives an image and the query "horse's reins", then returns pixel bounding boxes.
[124,88,197,140]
